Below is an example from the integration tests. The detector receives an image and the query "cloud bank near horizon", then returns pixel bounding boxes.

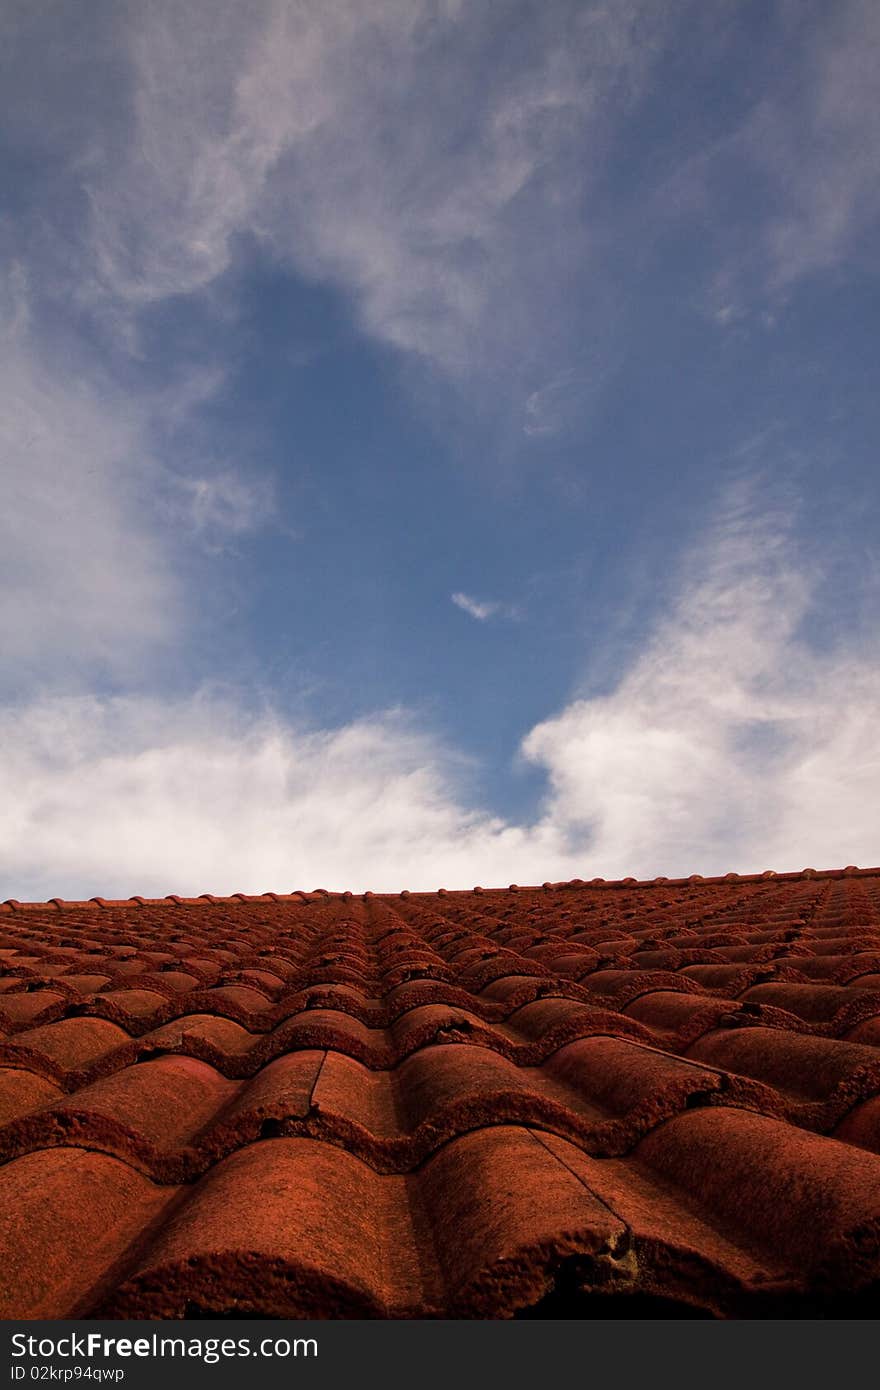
[3,485,877,901]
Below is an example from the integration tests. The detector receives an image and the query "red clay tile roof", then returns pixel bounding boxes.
[2,866,880,1318]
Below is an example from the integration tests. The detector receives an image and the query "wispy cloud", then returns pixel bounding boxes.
[451,592,522,622]
[451,592,502,622]
[170,469,276,541]
[523,371,579,438]
[0,278,178,686]
[0,270,278,688]
[752,0,880,290]
[662,0,880,321]
[521,355,617,437]
[73,0,673,385]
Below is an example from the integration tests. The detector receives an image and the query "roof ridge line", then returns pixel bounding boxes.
[1,865,877,911]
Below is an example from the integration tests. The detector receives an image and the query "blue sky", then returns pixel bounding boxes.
[1,0,878,897]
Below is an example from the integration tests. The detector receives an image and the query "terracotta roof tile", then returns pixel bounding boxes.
[2,867,880,1317]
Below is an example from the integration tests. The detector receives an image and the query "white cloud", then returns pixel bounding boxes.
[0,693,566,899]
[451,592,501,622]
[522,481,880,877]
[451,592,522,622]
